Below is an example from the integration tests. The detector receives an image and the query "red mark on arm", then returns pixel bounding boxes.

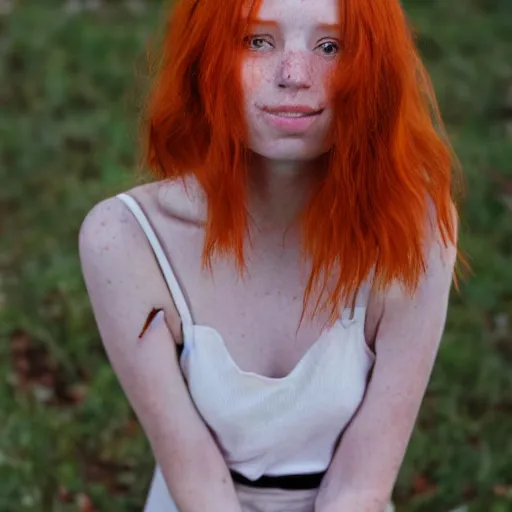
[138,307,164,339]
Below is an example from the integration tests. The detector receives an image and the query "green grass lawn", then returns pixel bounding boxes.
[1,1,511,510]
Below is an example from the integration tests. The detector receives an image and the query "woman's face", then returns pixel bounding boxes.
[241,0,340,162]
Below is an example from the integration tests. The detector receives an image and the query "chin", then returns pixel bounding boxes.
[249,139,329,162]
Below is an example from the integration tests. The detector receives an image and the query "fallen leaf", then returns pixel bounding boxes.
[58,486,73,503]
[76,492,96,512]
[412,473,438,495]
[493,484,512,497]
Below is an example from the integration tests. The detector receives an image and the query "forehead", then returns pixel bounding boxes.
[247,0,339,26]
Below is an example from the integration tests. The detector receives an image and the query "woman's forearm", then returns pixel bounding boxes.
[163,469,242,512]
[315,491,391,512]
[153,434,243,512]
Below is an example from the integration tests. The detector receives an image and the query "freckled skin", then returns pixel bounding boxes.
[241,0,339,160]
[79,0,459,509]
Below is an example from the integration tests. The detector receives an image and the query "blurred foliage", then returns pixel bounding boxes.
[0,0,511,510]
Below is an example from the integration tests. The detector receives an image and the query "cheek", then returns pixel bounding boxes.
[312,60,336,96]
[241,58,269,98]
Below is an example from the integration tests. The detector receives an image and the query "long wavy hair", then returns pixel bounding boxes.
[140,0,463,323]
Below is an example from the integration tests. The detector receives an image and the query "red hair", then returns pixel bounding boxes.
[141,0,463,322]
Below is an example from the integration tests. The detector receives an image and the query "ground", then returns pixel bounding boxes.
[0,1,511,511]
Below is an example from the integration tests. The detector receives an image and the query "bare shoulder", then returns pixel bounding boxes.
[78,178,200,273]
[365,202,458,345]
[79,192,139,258]
[78,188,182,344]
[78,188,156,283]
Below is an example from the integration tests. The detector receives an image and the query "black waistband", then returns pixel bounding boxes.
[230,470,325,490]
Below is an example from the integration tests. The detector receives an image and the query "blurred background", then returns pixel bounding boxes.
[0,0,511,510]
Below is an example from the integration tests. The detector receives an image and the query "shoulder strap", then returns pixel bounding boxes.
[116,193,194,328]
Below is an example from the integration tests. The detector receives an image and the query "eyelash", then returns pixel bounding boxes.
[243,36,273,51]
[318,41,340,57]
[243,36,341,57]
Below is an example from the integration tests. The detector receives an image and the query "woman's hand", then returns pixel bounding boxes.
[316,494,395,512]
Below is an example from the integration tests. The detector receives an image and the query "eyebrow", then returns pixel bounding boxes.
[247,18,278,27]
[248,18,340,31]
[317,22,341,31]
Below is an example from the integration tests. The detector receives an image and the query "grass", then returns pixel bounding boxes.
[0,0,511,510]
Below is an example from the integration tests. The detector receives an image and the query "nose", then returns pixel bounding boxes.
[277,52,312,90]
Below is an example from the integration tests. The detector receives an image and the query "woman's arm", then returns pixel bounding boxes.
[315,218,458,512]
[79,198,242,512]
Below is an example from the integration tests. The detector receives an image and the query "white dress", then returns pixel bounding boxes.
[117,193,388,512]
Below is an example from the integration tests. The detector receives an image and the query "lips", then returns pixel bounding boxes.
[259,105,324,133]
[262,105,324,117]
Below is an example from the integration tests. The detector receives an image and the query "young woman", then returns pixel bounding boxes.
[79,0,462,510]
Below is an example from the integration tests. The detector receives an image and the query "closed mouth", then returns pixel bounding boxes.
[261,106,324,118]
[267,111,323,118]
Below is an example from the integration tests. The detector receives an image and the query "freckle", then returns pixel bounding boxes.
[244,63,265,94]
[107,279,112,285]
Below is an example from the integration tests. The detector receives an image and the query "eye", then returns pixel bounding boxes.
[244,35,274,51]
[317,40,341,57]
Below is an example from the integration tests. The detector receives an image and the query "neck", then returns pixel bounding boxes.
[246,153,326,234]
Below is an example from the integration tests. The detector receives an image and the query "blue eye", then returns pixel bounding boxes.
[318,41,340,57]
[244,36,273,51]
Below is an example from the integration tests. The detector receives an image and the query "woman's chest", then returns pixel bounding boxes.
[162,231,339,379]
[190,257,332,379]
[150,200,374,379]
